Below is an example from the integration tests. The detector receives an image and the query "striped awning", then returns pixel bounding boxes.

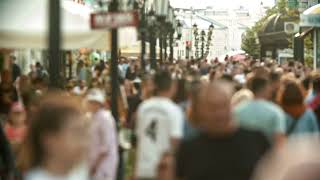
[300,4,320,28]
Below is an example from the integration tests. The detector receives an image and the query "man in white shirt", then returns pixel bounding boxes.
[86,89,118,180]
[135,71,184,180]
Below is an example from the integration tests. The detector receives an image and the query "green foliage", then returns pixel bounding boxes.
[304,34,314,68]
[241,0,301,58]
[241,28,260,59]
[277,0,287,14]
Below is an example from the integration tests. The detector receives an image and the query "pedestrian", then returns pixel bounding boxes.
[305,73,320,104]
[10,56,21,82]
[77,60,91,85]
[253,135,320,180]
[0,125,16,180]
[269,70,282,103]
[126,74,154,130]
[135,70,183,180]
[72,80,88,96]
[15,75,32,104]
[22,95,89,180]
[176,81,270,180]
[32,77,48,96]
[28,64,37,81]
[85,89,118,180]
[308,74,320,125]
[278,80,319,136]
[35,62,48,81]
[231,88,254,107]
[4,102,27,153]
[177,79,200,140]
[126,61,138,81]
[0,78,19,124]
[234,76,286,145]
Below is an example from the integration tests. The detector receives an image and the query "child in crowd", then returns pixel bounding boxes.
[4,102,27,146]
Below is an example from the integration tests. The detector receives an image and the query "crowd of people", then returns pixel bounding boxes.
[1,54,320,180]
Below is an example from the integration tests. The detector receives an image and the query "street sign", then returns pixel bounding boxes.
[90,11,139,29]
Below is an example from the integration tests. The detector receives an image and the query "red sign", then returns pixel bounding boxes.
[90,11,139,29]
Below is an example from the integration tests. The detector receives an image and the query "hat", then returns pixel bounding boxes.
[11,102,25,113]
[133,77,142,84]
[86,89,106,104]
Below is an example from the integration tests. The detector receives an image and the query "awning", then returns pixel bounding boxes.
[300,4,320,28]
[0,0,137,50]
[120,41,163,58]
[121,41,150,57]
[294,27,314,39]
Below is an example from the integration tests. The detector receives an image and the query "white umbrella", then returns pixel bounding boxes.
[0,0,137,50]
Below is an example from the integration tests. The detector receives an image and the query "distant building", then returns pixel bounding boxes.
[174,4,268,59]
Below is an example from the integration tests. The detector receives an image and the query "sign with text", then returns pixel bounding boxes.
[90,11,139,29]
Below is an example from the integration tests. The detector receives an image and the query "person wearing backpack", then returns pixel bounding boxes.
[278,80,319,136]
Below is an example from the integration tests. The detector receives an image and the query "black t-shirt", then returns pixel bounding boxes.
[127,95,142,128]
[176,128,270,180]
[125,69,137,81]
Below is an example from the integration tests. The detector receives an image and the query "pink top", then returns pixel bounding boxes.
[89,109,118,180]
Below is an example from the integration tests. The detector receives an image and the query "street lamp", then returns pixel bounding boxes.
[154,0,169,65]
[209,24,214,31]
[176,20,182,39]
[201,30,206,58]
[164,6,174,61]
[193,23,198,31]
[206,24,214,58]
[193,23,199,59]
[139,0,148,72]
[148,8,158,70]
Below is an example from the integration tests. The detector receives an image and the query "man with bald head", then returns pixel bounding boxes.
[176,81,270,180]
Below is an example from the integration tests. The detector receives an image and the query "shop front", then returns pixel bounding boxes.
[300,4,320,69]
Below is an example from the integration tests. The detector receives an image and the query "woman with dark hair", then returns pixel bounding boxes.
[0,125,16,180]
[20,95,89,180]
[278,80,319,136]
[125,62,138,81]
[0,73,18,124]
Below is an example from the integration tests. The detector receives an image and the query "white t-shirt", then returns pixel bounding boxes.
[135,97,184,178]
[25,163,89,180]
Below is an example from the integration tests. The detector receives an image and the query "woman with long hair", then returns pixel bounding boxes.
[278,80,319,136]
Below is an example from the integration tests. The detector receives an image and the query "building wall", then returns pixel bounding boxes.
[176,6,263,59]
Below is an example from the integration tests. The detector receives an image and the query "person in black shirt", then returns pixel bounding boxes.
[0,124,16,180]
[10,56,21,82]
[176,81,270,180]
[126,62,138,81]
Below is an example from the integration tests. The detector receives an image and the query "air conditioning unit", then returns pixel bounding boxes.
[285,22,299,34]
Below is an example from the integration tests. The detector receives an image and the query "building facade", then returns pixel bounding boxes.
[174,4,268,60]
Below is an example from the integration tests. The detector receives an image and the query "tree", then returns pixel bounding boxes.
[241,29,260,59]
[241,0,299,58]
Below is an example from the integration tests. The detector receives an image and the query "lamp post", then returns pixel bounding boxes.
[201,30,205,59]
[206,24,214,57]
[155,0,169,66]
[139,0,147,72]
[169,26,174,62]
[193,23,199,59]
[174,19,182,61]
[164,7,174,62]
[169,17,180,62]
[48,0,61,89]
[148,9,157,70]
[164,34,168,61]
